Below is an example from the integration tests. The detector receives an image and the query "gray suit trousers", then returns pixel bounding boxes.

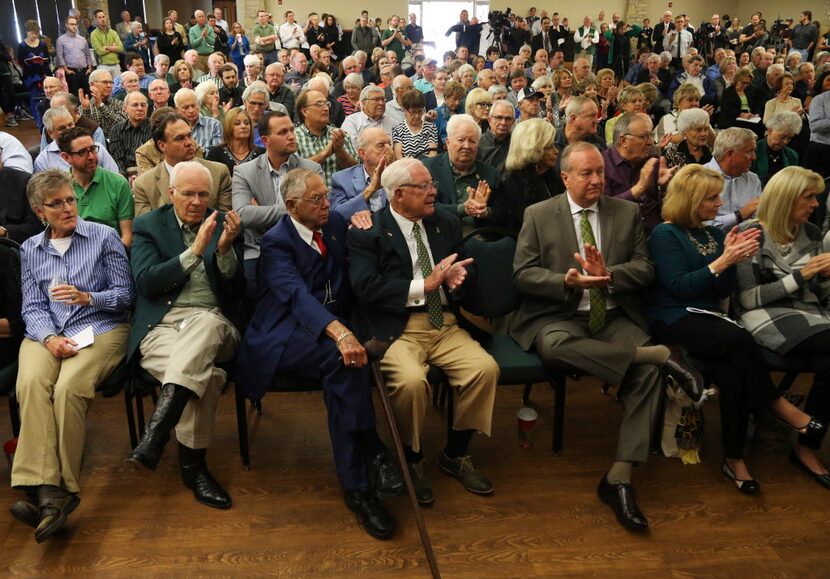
[535,311,661,463]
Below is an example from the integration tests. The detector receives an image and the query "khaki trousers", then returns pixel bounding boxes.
[380,312,499,453]
[12,325,130,493]
[139,307,239,449]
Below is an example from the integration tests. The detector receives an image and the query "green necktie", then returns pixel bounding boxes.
[412,223,444,329]
[580,210,606,334]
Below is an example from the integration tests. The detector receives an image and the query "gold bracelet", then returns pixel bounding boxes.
[335,331,353,345]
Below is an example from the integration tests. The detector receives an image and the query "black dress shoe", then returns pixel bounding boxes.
[9,500,40,528]
[344,489,396,540]
[125,383,193,470]
[369,451,405,498]
[663,345,705,402]
[721,460,761,495]
[179,444,232,510]
[597,475,648,531]
[34,486,81,543]
[789,451,830,490]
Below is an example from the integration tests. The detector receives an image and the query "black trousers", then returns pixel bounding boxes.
[64,69,90,97]
[785,329,830,450]
[651,314,779,458]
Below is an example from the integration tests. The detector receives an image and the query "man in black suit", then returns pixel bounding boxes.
[531,16,554,55]
[652,10,675,53]
[348,157,499,506]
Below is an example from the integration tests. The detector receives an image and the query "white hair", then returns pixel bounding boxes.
[713,127,757,160]
[154,54,170,65]
[170,160,213,190]
[359,85,385,101]
[243,54,260,67]
[194,82,217,106]
[42,106,72,132]
[381,157,423,194]
[343,73,364,90]
[676,108,711,133]
[446,113,482,140]
[765,111,803,135]
[174,87,197,107]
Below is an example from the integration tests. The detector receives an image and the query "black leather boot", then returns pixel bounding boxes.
[179,443,232,510]
[125,383,193,470]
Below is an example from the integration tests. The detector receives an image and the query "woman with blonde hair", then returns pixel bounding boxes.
[655,83,705,142]
[550,68,574,126]
[648,164,822,493]
[604,85,646,144]
[205,107,264,175]
[169,60,198,93]
[492,119,564,234]
[734,166,830,489]
[464,87,492,130]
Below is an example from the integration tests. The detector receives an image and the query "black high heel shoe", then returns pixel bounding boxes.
[776,414,826,435]
[789,451,830,490]
[722,460,761,495]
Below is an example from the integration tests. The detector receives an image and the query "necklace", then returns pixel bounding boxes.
[775,240,793,256]
[686,228,719,256]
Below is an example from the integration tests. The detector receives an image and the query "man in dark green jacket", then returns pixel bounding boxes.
[125,161,245,510]
[423,114,499,229]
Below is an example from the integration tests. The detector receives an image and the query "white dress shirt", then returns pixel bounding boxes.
[389,204,448,307]
[289,216,322,254]
[566,191,616,312]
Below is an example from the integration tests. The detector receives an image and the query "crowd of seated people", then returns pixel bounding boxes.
[3,4,830,547]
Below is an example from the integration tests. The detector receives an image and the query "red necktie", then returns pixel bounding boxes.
[312,231,328,259]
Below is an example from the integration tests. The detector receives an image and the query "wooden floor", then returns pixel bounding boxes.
[3,121,830,576]
[0,375,828,577]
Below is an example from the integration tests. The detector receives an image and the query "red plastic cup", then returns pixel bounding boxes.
[517,407,538,448]
[4,438,17,471]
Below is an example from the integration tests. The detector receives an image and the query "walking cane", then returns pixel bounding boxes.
[368,349,441,579]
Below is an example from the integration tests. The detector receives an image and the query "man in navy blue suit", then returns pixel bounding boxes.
[236,168,403,540]
[330,127,394,222]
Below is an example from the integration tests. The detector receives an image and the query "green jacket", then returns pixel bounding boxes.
[188,23,216,55]
[751,139,799,184]
[422,153,499,219]
[127,204,245,361]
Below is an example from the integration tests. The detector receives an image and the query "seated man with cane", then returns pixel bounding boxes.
[348,157,500,506]
[236,168,404,540]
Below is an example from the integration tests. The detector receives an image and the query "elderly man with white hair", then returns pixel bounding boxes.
[347,156,500,505]
[477,100,515,172]
[150,53,174,84]
[188,10,216,73]
[127,160,244,510]
[184,49,206,78]
[264,62,295,117]
[109,91,152,173]
[196,52,225,89]
[704,127,763,230]
[112,52,153,96]
[81,69,128,140]
[148,78,172,112]
[423,114,499,228]
[35,107,119,173]
[175,87,222,150]
[341,85,397,143]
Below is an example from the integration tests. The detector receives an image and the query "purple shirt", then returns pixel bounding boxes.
[602,146,662,232]
[55,32,93,69]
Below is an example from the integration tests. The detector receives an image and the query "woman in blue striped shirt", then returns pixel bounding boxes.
[10,170,135,543]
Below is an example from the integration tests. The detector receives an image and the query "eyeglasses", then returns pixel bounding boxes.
[68,145,100,157]
[475,102,492,109]
[43,197,77,209]
[364,97,386,103]
[490,115,514,122]
[401,181,438,193]
[298,194,328,205]
[247,100,267,108]
[406,108,425,115]
[306,101,331,109]
[624,133,653,142]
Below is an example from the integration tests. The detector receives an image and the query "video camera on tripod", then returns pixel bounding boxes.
[487,7,512,43]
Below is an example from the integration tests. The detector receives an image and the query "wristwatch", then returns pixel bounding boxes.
[734,210,743,224]
[42,333,57,347]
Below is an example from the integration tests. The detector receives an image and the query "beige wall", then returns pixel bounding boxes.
[735,0,830,28]
[235,0,407,31]
[488,0,742,27]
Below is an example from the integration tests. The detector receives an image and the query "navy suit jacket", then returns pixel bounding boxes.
[237,212,352,401]
[330,164,388,220]
[347,205,467,343]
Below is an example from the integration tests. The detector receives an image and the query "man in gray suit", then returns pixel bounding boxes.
[510,142,699,531]
[132,113,232,216]
[232,110,323,294]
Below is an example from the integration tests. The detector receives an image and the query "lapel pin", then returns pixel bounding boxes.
[386,231,393,237]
